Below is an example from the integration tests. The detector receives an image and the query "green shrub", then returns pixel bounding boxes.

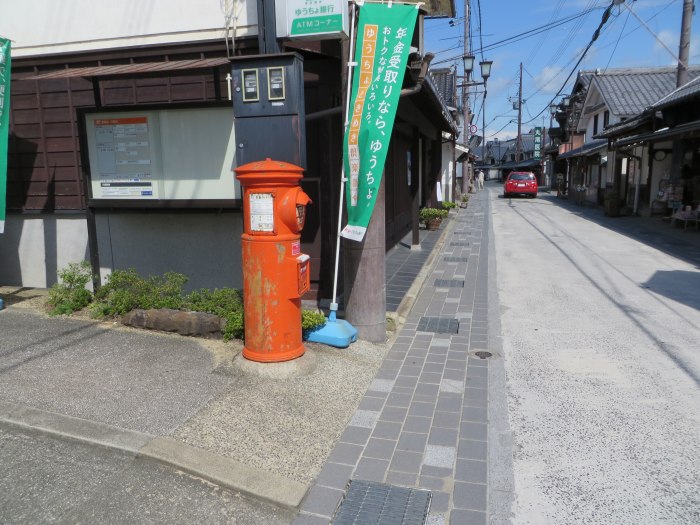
[185,288,244,341]
[419,207,449,221]
[90,268,325,342]
[461,193,470,203]
[48,261,94,315]
[92,269,187,317]
[302,310,327,331]
[441,201,457,210]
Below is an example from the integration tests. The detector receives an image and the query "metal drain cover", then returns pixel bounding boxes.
[444,256,468,262]
[434,279,464,288]
[417,316,459,334]
[332,480,431,525]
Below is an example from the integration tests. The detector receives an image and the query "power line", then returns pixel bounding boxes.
[523,0,618,125]
[603,6,631,71]
[431,5,603,65]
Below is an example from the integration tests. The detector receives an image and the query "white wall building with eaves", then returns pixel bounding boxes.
[0,0,258,289]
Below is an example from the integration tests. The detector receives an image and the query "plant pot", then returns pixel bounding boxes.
[427,218,442,231]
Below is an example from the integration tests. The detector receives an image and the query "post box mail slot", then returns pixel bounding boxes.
[297,254,310,295]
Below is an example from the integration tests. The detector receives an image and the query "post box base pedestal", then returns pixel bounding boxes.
[242,344,305,363]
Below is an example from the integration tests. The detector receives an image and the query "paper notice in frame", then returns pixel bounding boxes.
[249,192,275,232]
[93,116,158,199]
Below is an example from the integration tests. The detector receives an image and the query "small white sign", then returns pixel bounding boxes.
[276,0,348,40]
[250,192,275,232]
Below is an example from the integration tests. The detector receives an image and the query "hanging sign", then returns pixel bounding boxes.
[0,38,11,234]
[276,0,349,40]
[534,127,542,160]
[341,2,418,242]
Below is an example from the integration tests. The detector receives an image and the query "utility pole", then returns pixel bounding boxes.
[483,91,487,168]
[461,0,471,195]
[516,62,523,162]
[677,0,693,87]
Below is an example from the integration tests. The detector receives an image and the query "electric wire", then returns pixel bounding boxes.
[523,0,565,66]
[603,6,631,71]
[523,0,618,125]
[431,5,603,65]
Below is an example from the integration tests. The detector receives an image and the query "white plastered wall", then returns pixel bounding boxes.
[0,216,89,288]
[0,0,256,57]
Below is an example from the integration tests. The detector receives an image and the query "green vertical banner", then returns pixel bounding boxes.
[340,3,417,242]
[0,38,10,234]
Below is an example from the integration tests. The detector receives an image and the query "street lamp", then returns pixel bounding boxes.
[458,55,493,186]
[461,56,492,85]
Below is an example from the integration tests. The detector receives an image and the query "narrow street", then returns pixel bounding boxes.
[489,187,700,524]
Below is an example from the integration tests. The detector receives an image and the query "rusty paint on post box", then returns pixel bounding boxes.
[235,158,312,363]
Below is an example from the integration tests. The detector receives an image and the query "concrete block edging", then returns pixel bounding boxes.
[0,400,308,510]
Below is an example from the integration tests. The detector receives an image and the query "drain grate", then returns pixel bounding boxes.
[417,316,459,334]
[450,242,469,246]
[444,256,468,262]
[434,279,464,288]
[332,480,431,525]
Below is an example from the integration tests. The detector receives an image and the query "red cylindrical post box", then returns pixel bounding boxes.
[235,159,312,362]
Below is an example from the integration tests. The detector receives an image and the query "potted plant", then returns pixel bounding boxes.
[442,201,457,213]
[460,194,470,208]
[419,207,448,230]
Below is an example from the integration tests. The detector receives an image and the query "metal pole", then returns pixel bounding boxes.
[516,62,523,162]
[461,0,471,195]
[482,89,486,180]
[330,1,357,311]
[677,0,693,87]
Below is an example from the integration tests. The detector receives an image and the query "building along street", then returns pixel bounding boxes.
[489,187,700,524]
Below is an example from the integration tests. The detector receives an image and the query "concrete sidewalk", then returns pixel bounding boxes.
[0,212,455,516]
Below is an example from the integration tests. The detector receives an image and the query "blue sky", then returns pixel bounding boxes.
[424,0,700,142]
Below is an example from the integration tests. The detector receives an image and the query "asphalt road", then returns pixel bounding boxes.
[0,423,295,525]
[490,189,700,524]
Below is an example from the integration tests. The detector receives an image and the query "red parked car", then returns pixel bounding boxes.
[504,171,538,198]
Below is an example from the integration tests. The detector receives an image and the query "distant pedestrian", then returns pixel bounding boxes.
[477,170,485,190]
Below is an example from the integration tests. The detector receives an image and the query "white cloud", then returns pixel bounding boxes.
[534,66,564,95]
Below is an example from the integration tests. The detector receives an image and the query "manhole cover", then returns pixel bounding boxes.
[474,351,492,359]
[332,480,431,525]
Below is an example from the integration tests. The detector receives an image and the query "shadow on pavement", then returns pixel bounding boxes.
[643,270,700,312]
[542,195,700,268]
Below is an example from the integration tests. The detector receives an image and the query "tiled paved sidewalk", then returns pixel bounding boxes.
[294,190,494,525]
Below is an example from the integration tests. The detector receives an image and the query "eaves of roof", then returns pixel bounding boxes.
[614,119,700,148]
[651,75,700,111]
[558,139,607,159]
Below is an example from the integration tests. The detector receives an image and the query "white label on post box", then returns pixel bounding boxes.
[291,241,300,255]
[249,192,274,232]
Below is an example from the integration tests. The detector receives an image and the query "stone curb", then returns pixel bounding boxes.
[387,211,461,335]
[0,400,308,510]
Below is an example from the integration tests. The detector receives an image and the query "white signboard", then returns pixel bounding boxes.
[85,107,240,202]
[276,0,349,40]
[249,192,275,232]
[93,116,157,198]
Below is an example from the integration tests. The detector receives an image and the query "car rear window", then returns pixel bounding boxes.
[509,173,535,181]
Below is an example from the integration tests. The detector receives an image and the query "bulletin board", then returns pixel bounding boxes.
[83,105,240,205]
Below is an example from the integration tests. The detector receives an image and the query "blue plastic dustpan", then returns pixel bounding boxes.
[306,308,358,348]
